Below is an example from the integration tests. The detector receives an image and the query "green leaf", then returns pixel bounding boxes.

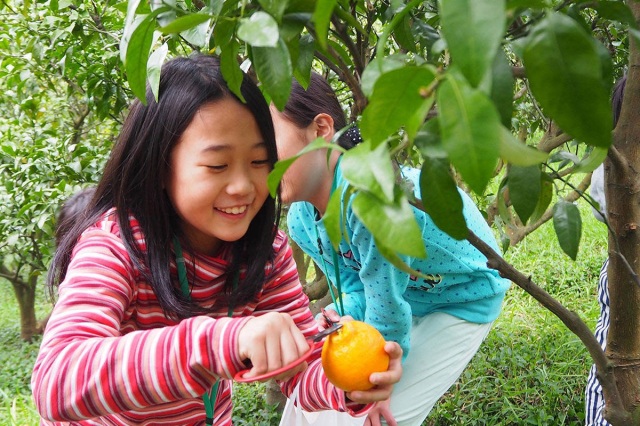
[147,43,168,102]
[360,66,436,147]
[268,156,297,197]
[574,147,608,174]
[120,0,143,64]
[590,1,638,28]
[352,191,426,258]
[213,16,236,46]
[159,13,212,34]
[522,13,613,148]
[508,165,541,224]
[252,37,293,110]
[415,119,447,159]
[293,34,315,89]
[499,126,548,166]
[420,158,468,240]
[341,141,395,203]
[237,11,279,47]
[125,13,157,103]
[553,200,582,260]
[439,0,506,87]
[258,0,289,21]
[437,74,500,194]
[267,138,342,196]
[312,0,337,50]
[220,41,245,102]
[376,241,432,280]
[393,14,417,52]
[322,187,343,250]
[529,176,553,224]
[360,54,406,98]
[489,48,514,128]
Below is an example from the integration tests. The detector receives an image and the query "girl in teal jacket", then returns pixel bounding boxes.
[271,72,511,426]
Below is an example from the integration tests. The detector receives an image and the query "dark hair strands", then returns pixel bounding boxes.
[282,72,362,150]
[48,54,282,319]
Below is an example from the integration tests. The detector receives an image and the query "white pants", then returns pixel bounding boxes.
[386,312,493,426]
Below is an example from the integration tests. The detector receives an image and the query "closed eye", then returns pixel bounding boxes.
[252,159,270,166]
[206,165,227,171]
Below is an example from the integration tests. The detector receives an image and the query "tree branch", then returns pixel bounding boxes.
[465,229,631,425]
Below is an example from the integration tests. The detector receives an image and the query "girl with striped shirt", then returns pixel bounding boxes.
[31,54,402,425]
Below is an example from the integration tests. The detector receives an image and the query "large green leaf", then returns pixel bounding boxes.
[590,1,638,28]
[312,0,337,50]
[292,34,315,89]
[529,175,553,224]
[147,42,168,102]
[220,41,245,103]
[360,66,436,147]
[499,126,548,166]
[574,147,608,173]
[159,13,212,34]
[439,0,506,87]
[267,138,342,196]
[125,13,157,103]
[522,13,612,148]
[360,54,406,98]
[341,141,395,204]
[258,0,289,21]
[489,48,514,128]
[376,240,433,280]
[352,191,426,258]
[508,165,541,225]
[553,200,582,260]
[420,158,468,240]
[322,187,343,250]
[393,14,417,53]
[237,11,279,47]
[437,74,500,194]
[252,37,292,110]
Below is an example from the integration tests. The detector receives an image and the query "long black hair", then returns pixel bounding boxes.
[48,54,281,318]
[281,72,362,150]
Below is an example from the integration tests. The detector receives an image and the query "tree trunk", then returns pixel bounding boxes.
[265,379,286,414]
[604,9,640,419]
[11,272,39,341]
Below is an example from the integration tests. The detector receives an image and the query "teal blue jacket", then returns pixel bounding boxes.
[287,162,511,358]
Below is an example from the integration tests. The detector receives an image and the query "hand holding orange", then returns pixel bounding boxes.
[321,320,390,392]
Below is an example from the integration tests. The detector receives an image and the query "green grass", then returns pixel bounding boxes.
[0,202,606,425]
[426,202,606,425]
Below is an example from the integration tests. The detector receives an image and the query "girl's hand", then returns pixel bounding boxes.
[237,312,310,381]
[364,398,397,426]
[316,308,353,330]
[344,341,403,404]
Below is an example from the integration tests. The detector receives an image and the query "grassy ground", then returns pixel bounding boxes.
[0,202,606,425]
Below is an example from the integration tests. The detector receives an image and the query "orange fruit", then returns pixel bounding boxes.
[321,320,390,392]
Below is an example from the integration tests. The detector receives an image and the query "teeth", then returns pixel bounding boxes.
[219,206,247,215]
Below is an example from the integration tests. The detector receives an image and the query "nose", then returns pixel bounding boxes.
[226,166,254,196]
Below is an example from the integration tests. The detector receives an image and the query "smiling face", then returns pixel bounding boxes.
[165,97,270,255]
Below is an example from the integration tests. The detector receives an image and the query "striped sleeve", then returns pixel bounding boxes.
[31,227,249,422]
[257,231,371,416]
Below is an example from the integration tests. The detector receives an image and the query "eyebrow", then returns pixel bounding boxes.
[200,141,267,153]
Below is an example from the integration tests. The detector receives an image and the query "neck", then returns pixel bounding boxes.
[309,150,341,216]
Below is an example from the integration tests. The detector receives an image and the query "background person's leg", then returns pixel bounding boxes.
[385,312,493,426]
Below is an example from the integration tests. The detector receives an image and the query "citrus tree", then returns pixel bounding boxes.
[117,0,640,423]
[0,0,126,340]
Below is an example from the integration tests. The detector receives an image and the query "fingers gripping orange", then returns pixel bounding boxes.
[321,321,390,392]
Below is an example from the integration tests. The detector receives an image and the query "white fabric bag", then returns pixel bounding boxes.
[279,385,366,426]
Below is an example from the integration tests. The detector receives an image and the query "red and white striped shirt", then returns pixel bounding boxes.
[32,210,368,425]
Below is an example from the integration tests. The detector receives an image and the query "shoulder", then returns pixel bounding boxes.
[74,208,141,269]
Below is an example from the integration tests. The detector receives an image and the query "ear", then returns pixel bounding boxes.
[313,113,335,142]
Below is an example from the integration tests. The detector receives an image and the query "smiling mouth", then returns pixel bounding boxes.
[217,205,248,215]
